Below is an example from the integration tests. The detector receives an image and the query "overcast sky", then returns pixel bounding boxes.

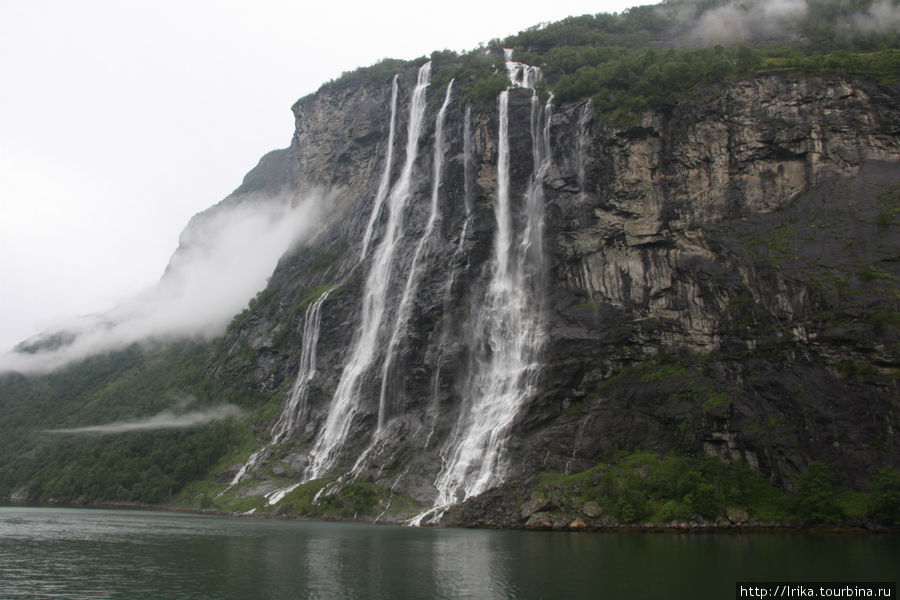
[0,0,652,353]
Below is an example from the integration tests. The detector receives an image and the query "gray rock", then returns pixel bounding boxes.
[521,497,551,520]
[583,501,603,518]
[525,512,554,529]
[198,71,900,526]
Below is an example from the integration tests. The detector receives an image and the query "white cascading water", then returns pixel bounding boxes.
[377,80,454,430]
[226,80,395,491]
[271,289,332,444]
[360,76,400,261]
[504,48,541,91]
[578,99,592,200]
[224,447,263,491]
[378,81,453,431]
[412,52,551,524]
[463,106,474,212]
[224,288,332,491]
[306,62,432,480]
[427,105,474,410]
[518,90,551,293]
[349,79,454,477]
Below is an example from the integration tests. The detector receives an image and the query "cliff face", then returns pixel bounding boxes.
[214,68,899,525]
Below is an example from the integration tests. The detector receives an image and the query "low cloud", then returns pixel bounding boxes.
[677,0,900,44]
[683,0,808,45]
[43,403,243,435]
[1,189,329,374]
[853,0,900,32]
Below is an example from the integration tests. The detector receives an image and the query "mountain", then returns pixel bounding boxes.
[2,0,898,528]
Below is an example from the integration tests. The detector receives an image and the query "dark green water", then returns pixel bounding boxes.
[0,506,896,599]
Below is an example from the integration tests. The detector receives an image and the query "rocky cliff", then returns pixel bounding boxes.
[208,64,899,526]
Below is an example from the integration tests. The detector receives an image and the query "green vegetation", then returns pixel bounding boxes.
[535,452,792,524]
[315,481,380,517]
[508,1,900,124]
[874,185,900,232]
[0,213,350,508]
[639,362,696,383]
[0,340,270,505]
[539,46,898,123]
[867,466,900,524]
[3,0,898,524]
[791,461,844,524]
[312,0,899,126]
[244,478,385,519]
[299,284,335,309]
[430,52,510,107]
[307,241,348,274]
[21,424,242,504]
[232,148,293,196]
[535,453,895,526]
[322,58,422,91]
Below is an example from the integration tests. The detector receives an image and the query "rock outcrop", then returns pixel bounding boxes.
[212,69,899,525]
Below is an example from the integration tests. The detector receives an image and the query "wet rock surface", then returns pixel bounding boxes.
[212,72,898,525]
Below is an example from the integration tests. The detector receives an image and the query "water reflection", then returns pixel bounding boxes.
[432,529,514,599]
[0,506,897,600]
[305,530,352,599]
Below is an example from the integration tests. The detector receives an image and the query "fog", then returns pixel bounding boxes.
[678,0,899,45]
[853,0,900,32]
[0,190,326,374]
[682,0,808,44]
[43,404,243,435]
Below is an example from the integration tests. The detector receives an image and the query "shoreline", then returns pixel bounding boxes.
[2,497,897,534]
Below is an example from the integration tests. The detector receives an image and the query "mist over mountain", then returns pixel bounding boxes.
[1,0,897,529]
[43,402,243,435]
[2,188,325,374]
[659,0,900,44]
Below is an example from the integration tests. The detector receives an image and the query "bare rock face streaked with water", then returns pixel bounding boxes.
[203,61,899,526]
[2,9,899,526]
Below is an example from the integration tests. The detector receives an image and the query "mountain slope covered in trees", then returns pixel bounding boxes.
[1,0,898,528]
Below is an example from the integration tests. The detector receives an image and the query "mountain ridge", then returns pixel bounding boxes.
[1,0,898,528]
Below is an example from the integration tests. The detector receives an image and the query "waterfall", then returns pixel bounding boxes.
[463,105,474,216]
[412,54,552,524]
[518,93,551,294]
[360,76,400,261]
[433,106,475,389]
[377,80,454,430]
[578,99,592,200]
[271,289,332,444]
[565,415,592,475]
[423,104,474,452]
[223,288,331,491]
[504,48,541,90]
[495,91,513,280]
[224,447,264,490]
[306,62,432,480]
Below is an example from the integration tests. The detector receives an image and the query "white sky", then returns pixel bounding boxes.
[0,0,651,353]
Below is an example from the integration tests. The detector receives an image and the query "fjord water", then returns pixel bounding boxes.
[1,506,897,600]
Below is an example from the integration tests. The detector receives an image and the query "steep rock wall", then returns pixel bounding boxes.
[217,71,899,524]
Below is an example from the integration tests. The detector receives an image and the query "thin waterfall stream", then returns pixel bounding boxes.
[425,104,474,443]
[412,52,551,523]
[306,62,432,481]
[377,79,454,431]
[239,54,552,520]
[360,76,400,261]
[224,288,332,493]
